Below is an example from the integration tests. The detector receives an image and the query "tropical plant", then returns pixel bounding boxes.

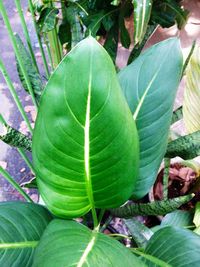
[1,0,200,266]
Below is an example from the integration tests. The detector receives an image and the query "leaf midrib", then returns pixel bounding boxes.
[0,241,38,249]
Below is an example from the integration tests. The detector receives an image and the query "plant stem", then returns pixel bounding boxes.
[44,34,54,71]
[17,148,35,174]
[0,1,38,110]
[182,40,196,77]
[0,59,33,134]
[28,0,50,78]
[163,158,170,199]
[91,207,99,230]
[100,215,113,232]
[14,0,40,74]
[0,166,33,202]
[109,233,132,240]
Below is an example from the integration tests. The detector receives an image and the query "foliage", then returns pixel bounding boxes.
[1,0,200,266]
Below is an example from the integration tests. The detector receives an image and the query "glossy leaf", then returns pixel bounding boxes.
[37,7,59,33]
[194,202,200,228]
[145,226,200,267]
[161,210,194,228]
[183,46,200,133]
[118,38,183,199]
[0,202,52,267]
[33,219,146,267]
[32,37,139,218]
[133,0,152,45]
[15,34,43,98]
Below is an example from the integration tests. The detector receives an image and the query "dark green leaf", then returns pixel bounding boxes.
[66,5,83,47]
[0,202,52,267]
[104,21,119,62]
[133,0,152,45]
[145,226,200,267]
[119,38,183,199]
[171,106,183,124]
[0,121,32,151]
[166,130,200,159]
[33,219,146,267]
[37,7,59,33]
[111,194,194,218]
[32,37,139,219]
[161,210,194,228]
[15,34,43,99]
[119,4,131,49]
[125,218,153,248]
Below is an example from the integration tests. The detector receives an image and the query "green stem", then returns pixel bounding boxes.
[130,248,172,267]
[0,167,33,202]
[44,34,54,71]
[182,40,196,77]
[100,215,113,232]
[17,148,35,174]
[91,207,99,230]
[28,0,50,78]
[0,60,33,134]
[163,158,170,199]
[14,0,40,74]
[109,233,132,240]
[0,0,38,110]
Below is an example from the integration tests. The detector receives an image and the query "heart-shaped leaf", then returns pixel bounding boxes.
[0,202,52,267]
[144,226,200,267]
[32,219,146,267]
[32,37,139,218]
[118,38,183,199]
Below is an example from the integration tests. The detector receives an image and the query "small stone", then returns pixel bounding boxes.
[0,161,7,169]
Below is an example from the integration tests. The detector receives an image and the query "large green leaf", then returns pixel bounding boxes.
[144,226,200,267]
[0,202,52,267]
[133,0,152,45]
[32,219,146,267]
[183,46,200,133]
[32,37,139,218]
[118,38,183,199]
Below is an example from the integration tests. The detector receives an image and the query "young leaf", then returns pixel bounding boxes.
[133,0,152,45]
[32,219,146,267]
[0,202,52,267]
[32,37,139,219]
[183,46,200,133]
[37,7,59,33]
[144,226,200,267]
[15,34,43,99]
[166,130,200,159]
[118,38,183,199]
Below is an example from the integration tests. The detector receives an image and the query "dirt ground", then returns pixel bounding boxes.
[0,0,200,201]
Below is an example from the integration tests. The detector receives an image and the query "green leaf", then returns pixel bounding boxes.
[0,202,52,267]
[118,38,183,199]
[32,37,139,219]
[161,210,194,228]
[104,21,119,62]
[151,0,189,29]
[133,0,152,45]
[194,202,200,228]
[119,5,131,49]
[183,46,200,133]
[33,219,146,267]
[15,34,43,99]
[66,5,83,47]
[125,218,153,248]
[145,226,200,267]
[37,7,59,33]
[171,106,183,124]
[166,130,200,159]
[0,121,32,151]
[111,194,194,217]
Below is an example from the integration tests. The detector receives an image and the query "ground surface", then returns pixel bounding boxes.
[0,0,200,201]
